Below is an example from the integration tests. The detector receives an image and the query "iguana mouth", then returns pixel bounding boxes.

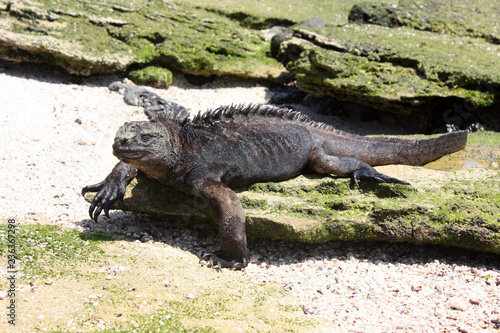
[113,148,148,160]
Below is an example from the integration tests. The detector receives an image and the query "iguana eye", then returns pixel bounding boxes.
[140,134,155,142]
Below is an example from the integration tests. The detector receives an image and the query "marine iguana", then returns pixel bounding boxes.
[82,84,468,268]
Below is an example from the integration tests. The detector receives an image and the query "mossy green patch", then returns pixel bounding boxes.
[283,24,499,112]
[128,66,174,88]
[304,24,500,88]
[0,224,108,281]
[0,0,287,80]
[467,131,500,147]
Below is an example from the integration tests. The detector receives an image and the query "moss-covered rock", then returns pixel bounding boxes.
[0,0,287,80]
[2,0,499,125]
[349,0,500,43]
[278,23,499,114]
[128,66,174,88]
[180,0,397,27]
[85,132,500,254]
[269,0,500,123]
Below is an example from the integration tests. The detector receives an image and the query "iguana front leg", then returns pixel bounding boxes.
[308,149,410,186]
[82,161,138,221]
[196,178,249,268]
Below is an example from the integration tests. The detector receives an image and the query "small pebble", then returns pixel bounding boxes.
[449,298,467,311]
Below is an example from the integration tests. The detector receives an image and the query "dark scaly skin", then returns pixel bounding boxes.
[82,84,468,268]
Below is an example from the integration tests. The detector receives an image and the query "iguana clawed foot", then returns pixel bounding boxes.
[201,250,248,271]
[82,178,126,222]
[82,162,136,222]
[352,165,410,187]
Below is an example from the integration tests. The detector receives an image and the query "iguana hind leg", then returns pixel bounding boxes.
[308,149,410,186]
[197,179,249,268]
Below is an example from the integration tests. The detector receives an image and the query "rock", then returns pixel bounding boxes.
[182,0,355,27]
[84,132,500,254]
[449,297,468,311]
[277,23,499,119]
[0,28,135,75]
[350,0,500,42]
[348,3,399,27]
[271,0,500,128]
[0,0,287,81]
[1,0,498,127]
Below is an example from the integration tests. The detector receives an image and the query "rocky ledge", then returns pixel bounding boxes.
[0,0,288,83]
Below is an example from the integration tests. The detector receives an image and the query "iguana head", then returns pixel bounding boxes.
[113,121,171,168]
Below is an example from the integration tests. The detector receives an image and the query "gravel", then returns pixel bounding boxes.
[243,240,500,332]
[1,60,498,332]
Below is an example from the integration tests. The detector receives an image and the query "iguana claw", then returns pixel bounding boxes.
[352,167,410,187]
[81,163,134,222]
[201,250,247,271]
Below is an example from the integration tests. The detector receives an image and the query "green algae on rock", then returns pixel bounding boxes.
[0,0,287,80]
[128,66,174,88]
[180,0,397,27]
[278,24,499,113]
[349,0,500,43]
[2,0,499,122]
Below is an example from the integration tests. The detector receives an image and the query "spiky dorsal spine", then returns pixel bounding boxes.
[154,109,190,126]
[190,104,313,126]
[155,103,339,131]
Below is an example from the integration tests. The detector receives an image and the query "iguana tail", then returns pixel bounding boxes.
[317,129,468,166]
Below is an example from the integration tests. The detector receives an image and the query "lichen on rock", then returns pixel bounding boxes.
[349,0,500,43]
